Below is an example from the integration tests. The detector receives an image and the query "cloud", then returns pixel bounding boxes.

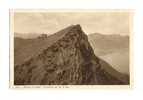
[13,11,130,35]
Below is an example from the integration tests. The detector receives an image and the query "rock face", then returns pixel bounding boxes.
[14,24,129,85]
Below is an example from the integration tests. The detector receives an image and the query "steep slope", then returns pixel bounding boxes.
[14,25,129,85]
[88,33,129,75]
[14,25,74,66]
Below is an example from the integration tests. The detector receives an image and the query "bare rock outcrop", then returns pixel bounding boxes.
[14,24,129,85]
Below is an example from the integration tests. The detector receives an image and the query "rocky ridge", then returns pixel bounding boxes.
[14,24,129,85]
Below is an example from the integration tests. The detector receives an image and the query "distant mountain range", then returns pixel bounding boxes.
[88,33,129,56]
[15,32,42,39]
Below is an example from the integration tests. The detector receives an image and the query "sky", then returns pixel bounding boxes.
[13,11,131,35]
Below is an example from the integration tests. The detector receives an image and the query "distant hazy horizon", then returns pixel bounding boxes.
[13,11,131,35]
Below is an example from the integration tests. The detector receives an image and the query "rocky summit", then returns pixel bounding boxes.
[14,24,129,85]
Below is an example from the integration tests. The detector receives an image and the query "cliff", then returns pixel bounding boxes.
[14,24,129,85]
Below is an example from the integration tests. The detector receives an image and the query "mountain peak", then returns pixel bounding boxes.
[72,24,81,29]
[69,24,82,31]
[14,24,129,85]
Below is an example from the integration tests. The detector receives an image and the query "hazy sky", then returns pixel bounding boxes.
[13,11,131,35]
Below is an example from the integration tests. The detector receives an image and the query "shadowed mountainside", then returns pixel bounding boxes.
[88,33,129,74]
[14,25,129,85]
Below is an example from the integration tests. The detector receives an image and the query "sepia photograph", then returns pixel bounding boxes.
[10,10,133,88]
